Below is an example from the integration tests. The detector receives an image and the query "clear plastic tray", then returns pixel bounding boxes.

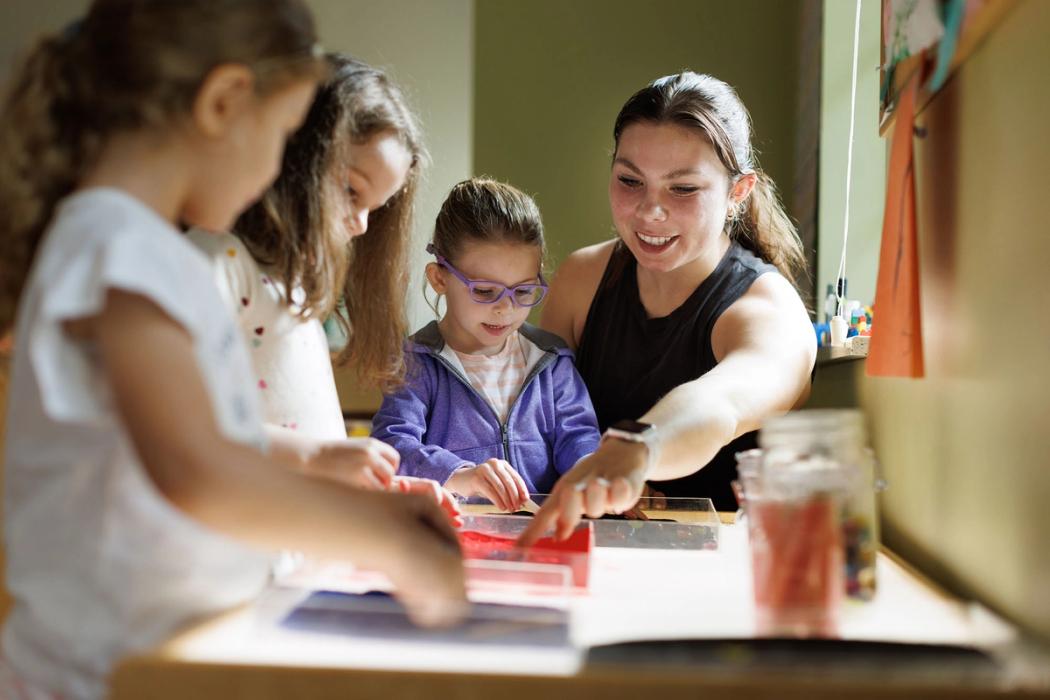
[460,496,720,551]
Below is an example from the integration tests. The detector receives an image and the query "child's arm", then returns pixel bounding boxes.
[189,234,401,493]
[371,371,528,511]
[550,356,603,474]
[370,364,472,483]
[264,424,398,491]
[265,425,462,523]
[94,289,466,626]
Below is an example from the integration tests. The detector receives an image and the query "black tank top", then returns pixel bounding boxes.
[575,240,778,510]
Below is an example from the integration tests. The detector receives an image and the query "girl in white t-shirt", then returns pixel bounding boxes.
[0,5,465,699]
[189,55,455,506]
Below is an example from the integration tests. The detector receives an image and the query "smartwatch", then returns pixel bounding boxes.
[601,419,659,471]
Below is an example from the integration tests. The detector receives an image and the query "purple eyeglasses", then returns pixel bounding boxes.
[427,243,548,307]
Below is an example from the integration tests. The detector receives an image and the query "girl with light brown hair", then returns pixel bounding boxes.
[188,54,459,508]
[0,5,464,697]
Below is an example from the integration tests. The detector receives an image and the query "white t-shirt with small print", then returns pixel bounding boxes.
[3,189,274,700]
[187,230,347,441]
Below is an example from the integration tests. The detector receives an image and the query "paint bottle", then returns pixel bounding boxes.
[830,315,848,347]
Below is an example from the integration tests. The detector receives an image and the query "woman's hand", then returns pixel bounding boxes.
[348,489,468,627]
[517,438,650,545]
[393,475,463,527]
[304,437,399,490]
[445,459,529,512]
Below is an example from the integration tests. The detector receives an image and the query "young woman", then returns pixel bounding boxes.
[523,72,815,542]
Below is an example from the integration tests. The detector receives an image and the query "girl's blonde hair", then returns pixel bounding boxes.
[0,0,323,335]
[233,54,425,392]
[613,71,807,291]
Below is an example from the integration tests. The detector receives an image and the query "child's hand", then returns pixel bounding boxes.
[446,459,529,512]
[306,438,399,490]
[393,476,463,527]
[350,490,468,627]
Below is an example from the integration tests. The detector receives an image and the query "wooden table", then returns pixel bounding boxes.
[109,514,1050,699]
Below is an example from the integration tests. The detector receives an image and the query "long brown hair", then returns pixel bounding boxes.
[0,0,322,335]
[613,72,807,290]
[233,54,424,392]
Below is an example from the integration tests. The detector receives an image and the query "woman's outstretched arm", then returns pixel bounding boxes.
[521,272,814,543]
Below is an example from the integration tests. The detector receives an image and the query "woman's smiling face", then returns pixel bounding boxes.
[609,121,737,274]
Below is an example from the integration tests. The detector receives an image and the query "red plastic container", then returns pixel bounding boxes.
[458,524,593,588]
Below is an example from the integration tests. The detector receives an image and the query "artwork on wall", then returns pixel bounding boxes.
[868,0,1020,377]
[867,74,923,378]
[879,0,1019,130]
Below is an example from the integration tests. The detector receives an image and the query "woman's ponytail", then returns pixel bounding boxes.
[731,170,807,290]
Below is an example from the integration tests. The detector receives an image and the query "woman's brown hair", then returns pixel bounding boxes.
[232,54,425,392]
[613,72,807,290]
[0,0,322,335]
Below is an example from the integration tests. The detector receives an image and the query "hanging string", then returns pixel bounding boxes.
[835,0,863,318]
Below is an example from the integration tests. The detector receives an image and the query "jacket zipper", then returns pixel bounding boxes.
[430,347,557,462]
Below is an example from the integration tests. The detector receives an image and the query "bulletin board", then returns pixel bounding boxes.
[879,0,1020,134]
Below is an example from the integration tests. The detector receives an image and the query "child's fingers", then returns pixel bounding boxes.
[479,480,509,512]
[369,463,395,489]
[361,467,389,492]
[477,461,512,511]
[473,466,508,511]
[371,439,400,471]
[489,462,524,511]
[365,444,397,485]
[503,462,530,505]
[434,483,461,515]
[436,486,463,526]
[389,496,467,627]
[396,478,463,527]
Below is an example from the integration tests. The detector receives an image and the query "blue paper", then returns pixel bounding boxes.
[282,591,571,647]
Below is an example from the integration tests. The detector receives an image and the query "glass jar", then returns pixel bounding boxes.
[758,409,880,601]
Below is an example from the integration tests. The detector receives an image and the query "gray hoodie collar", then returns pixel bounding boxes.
[408,320,571,356]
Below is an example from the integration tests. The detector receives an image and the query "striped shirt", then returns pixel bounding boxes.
[454,332,529,423]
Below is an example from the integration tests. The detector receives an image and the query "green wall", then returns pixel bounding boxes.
[818,0,884,314]
[859,0,1050,641]
[474,0,804,271]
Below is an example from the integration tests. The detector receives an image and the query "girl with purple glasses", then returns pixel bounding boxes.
[371,178,601,511]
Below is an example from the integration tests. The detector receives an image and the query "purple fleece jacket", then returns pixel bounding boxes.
[371,321,601,494]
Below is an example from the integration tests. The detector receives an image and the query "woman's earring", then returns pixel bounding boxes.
[726,200,744,226]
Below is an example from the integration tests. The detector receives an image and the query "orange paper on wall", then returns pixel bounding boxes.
[868,74,925,378]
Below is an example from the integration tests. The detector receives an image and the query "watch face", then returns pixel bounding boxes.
[609,419,653,435]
